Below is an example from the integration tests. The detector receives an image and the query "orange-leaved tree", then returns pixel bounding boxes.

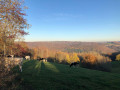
[82,53,96,64]
[0,0,29,57]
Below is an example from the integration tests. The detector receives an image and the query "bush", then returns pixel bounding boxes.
[82,53,96,64]
[79,52,112,72]
[116,54,120,61]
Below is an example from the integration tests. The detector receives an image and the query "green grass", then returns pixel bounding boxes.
[111,61,120,73]
[14,60,120,90]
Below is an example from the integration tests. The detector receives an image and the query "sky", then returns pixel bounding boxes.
[24,0,120,42]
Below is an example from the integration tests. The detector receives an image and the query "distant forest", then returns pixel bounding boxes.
[26,41,120,54]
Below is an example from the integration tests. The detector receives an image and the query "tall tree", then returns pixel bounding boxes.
[0,0,29,56]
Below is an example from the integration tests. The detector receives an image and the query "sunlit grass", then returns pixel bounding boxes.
[44,62,59,72]
[15,60,120,90]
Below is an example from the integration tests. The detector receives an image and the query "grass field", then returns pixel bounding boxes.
[111,61,120,74]
[14,60,120,90]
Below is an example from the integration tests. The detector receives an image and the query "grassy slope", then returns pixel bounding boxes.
[16,60,120,90]
[111,61,120,74]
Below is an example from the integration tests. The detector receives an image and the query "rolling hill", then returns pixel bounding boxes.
[26,41,117,53]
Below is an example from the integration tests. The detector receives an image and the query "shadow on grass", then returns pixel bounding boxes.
[12,60,120,90]
[19,60,62,90]
[18,61,81,90]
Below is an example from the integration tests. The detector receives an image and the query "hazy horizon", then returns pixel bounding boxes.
[25,40,120,42]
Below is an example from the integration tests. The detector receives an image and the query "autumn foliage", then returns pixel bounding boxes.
[82,53,96,64]
[69,53,80,63]
[0,0,29,89]
[0,0,29,57]
[116,54,120,61]
[32,47,49,60]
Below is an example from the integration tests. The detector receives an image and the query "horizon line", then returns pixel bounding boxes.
[24,40,120,43]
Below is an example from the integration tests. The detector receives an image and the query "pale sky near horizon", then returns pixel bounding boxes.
[24,0,120,42]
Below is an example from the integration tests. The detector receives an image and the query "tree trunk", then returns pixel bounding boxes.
[4,43,6,57]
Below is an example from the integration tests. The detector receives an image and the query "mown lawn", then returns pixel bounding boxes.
[14,60,120,90]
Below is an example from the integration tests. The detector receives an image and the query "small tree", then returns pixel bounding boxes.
[65,53,70,64]
[82,53,96,64]
[33,48,38,60]
[116,54,120,61]
[55,52,65,63]
[70,53,80,63]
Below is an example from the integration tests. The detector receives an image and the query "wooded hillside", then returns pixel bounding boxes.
[26,41,119,54]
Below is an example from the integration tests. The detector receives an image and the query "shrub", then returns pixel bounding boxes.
[79,52,112,72]
[82,53,96,64]
[116,54,120,61]
[69,53,80,63]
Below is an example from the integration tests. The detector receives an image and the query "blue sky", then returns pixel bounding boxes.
[24,0,120,42]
